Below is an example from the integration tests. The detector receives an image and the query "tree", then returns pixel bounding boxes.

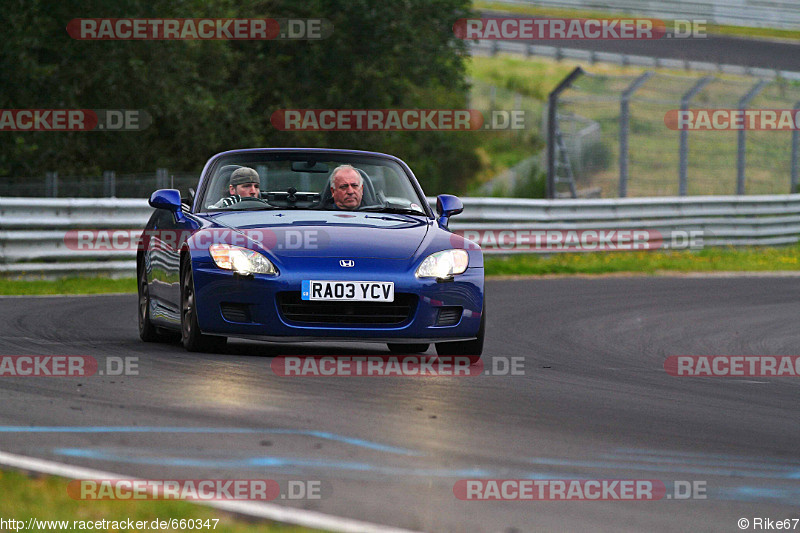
[0,0,477,194]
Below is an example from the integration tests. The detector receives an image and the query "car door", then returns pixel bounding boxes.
[146,207,197,326]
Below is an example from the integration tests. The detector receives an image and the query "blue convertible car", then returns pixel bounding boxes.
[138,148,484,359]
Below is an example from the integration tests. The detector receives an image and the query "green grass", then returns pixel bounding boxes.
[470,131,543,187]
[474,1,800,41]
[469,55,577,101]
[484,245,800,275]
[0,277,136,295]
[0,469,320,532]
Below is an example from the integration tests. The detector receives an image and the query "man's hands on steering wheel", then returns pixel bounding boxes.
[216,194,270,209]
[216,194,242,207]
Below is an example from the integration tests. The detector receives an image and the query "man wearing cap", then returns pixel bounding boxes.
[212,167,261,207]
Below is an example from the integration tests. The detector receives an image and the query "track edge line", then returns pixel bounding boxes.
[0,450,424,533]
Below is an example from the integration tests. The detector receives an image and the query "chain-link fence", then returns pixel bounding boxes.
[6,70,799,201]
[0,170,200,198]
[468,78,544,125]
[469,79,547,196]
[550,68,800,198]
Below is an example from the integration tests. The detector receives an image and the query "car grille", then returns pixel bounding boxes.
[277,292,416,325]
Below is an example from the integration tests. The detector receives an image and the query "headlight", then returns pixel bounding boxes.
[415,249,469,279]
[209,244,278,275]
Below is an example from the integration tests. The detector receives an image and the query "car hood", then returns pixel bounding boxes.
[200,210,431,259]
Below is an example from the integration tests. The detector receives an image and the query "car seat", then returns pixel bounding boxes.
[207,164,242,207]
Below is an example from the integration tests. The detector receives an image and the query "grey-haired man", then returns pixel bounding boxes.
[329,164,363,210]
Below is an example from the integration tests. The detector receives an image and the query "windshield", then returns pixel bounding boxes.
[199,152,428,215]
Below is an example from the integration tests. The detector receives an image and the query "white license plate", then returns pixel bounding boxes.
[301,280,394,302]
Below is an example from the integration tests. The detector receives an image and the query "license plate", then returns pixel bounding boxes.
[301,280,394,302]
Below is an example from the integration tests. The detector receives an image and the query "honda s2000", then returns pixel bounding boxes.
[137,148,484,360]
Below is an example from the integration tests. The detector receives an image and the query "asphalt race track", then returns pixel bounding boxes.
[1,277,799,532]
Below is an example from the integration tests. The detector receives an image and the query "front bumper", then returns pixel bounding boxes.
[192,256,483,342]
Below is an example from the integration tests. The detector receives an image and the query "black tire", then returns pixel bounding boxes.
[181,260,227,353]
[387,343,430,354]
[138,264,170,342]
[435,306,485,365]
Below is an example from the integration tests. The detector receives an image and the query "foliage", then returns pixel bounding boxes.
[0,0,478,194]
[510,161,546,198]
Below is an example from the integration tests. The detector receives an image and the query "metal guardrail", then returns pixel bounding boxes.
[0,198,150,278]
[0,198,152,229]
[452,196,800,251]
[2,196,800,277]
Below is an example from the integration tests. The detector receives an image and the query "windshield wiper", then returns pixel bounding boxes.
[359,206,426,216]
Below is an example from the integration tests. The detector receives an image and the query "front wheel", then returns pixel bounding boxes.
[435,307,484,365]
[181,260,227,353]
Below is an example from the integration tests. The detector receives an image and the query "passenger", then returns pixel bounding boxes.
[213,167,261,207]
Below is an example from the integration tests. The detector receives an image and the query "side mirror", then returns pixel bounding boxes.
[149,189,185,222]
[436,194,463,229]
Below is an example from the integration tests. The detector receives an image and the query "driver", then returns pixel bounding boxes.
[329,165,363,210]
[212,167,261,207]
